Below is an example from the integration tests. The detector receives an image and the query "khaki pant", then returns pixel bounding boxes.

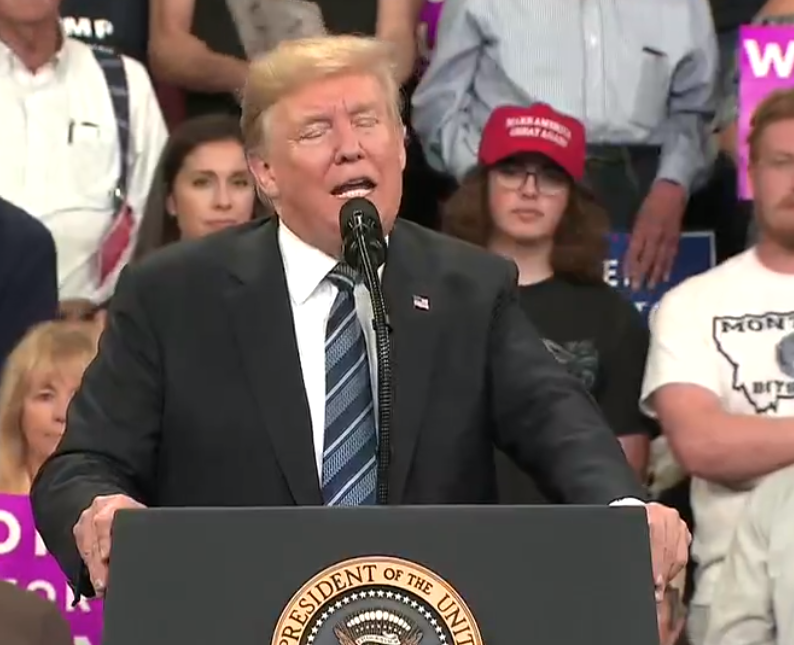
[686,604,710,645]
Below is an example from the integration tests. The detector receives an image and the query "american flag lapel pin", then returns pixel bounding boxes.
[412,295,430,311]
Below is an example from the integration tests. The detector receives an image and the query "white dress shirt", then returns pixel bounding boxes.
[0,36,168,302]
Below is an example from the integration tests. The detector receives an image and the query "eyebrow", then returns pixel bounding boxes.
[347,102,379,116]
[187,168,250,176]
[295,102,380,127]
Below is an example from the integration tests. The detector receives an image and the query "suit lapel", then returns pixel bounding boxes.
[223,220,322,505]
[382,222,443,503]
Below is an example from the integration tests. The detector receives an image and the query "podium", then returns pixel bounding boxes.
[102,506,658,645]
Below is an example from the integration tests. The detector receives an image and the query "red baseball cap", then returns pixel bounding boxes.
[478,104,586,180]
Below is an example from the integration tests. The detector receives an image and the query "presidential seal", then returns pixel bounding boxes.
[272,557,482,645]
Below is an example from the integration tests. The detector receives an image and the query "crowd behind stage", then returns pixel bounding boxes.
[1,0,794,644]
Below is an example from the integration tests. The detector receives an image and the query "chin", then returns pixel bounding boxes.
[370,194,401,230]
[760,218,794,246]
[508,228,555,245]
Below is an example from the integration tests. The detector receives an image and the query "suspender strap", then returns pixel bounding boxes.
[91,47,130,213]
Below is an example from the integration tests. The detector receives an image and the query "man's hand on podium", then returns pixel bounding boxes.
[645,503,691,602]
[73,494,146,596]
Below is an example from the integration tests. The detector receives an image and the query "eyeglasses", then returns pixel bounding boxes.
[492,164,570,195]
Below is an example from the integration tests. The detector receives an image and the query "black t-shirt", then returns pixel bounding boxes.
[60,0,149,63]
[709,0,765,32]
[187,0,378,118]
[495,276,653,504]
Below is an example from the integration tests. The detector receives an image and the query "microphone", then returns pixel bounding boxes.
[338,197,392,507]
[339,198,387,274]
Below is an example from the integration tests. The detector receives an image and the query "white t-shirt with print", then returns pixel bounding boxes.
[641,248,794,608]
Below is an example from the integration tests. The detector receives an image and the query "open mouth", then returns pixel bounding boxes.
[331,177,377,199]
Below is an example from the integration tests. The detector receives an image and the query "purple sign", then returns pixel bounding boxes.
[417,0,444,71]
[739,26,794,199]
[0,494,103,645]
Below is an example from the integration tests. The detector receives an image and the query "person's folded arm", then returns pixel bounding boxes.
[656,0,719,193]
[487,263,645,505]
[411,0,485,180]
[148,0,248,94]
[643,288,794,485]
[30,265,164,598]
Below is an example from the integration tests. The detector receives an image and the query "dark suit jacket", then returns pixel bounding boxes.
[0,197,59,367]
[0,581,73,645]
[31,218,645,598]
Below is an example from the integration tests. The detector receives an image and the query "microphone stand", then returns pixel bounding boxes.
[348,216,392,506]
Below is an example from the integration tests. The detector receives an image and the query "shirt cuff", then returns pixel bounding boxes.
[655,154,696,196]
[609,497,646,507]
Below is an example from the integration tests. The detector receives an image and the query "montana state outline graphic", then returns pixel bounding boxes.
[713,311,794,413]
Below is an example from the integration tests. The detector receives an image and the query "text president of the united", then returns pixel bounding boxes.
[30,35,690,601]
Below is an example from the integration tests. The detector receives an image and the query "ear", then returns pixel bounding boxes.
[399,123,407,172]
[248,153,280,200]
[165,193,177,217]
[746,161,756,201]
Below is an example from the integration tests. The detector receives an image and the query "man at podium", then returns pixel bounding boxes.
[30,35,689,603]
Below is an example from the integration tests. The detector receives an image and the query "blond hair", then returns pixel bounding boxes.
[749,87,794,162]
[240,35,403,151]
[0,322,97,494]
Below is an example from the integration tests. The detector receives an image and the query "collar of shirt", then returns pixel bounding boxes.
[278,220,388,306]
[0,28,71,79]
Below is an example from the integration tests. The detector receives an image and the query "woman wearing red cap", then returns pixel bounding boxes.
[442,104,652,496]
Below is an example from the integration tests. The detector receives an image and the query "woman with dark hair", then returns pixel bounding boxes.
[133,114,268,261]
[443,104,652,499]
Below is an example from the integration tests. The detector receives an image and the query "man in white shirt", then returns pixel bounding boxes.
[704,464,794,645]
[30,35,691,608]
[641,87,794,645]
[0,0,167,303]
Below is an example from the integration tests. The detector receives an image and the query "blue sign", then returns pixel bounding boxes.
[603,231,716,322]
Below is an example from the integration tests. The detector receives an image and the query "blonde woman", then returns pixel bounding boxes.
[0,322,97,494]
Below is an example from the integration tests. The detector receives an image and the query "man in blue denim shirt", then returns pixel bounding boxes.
[413,0,719,290]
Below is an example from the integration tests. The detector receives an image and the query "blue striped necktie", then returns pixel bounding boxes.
[321,263,378,506]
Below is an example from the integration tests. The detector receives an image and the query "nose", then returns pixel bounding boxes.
[213,183,233,211]
[333,119,364,164]
[53,393,70,424]
[519,172,540,196]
